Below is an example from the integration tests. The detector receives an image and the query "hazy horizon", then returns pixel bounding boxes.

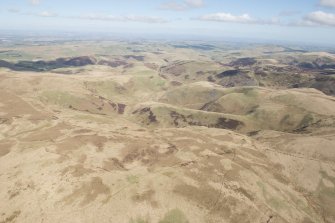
[1,0,335,46]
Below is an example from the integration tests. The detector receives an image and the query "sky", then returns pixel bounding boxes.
[1,0,335,45]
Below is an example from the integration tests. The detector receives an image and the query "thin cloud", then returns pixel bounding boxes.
[160,0,204,11]
[319,0,335,8]
[7,8,166,23]
[29,0,41,5]
[8,8,20,13]
[159,2,186,11]
[279,10,301,17]
[184,0,204,8]
[38,11,58,17]
[9,9,58,18]
[303,11,335,26]
[197,12,254,23]
[196,12,281,25]
[72,14,167,23]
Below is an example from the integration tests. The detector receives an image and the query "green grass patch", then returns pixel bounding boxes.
[159,209,189,223]
[129,217,149,223]
[40,91,80,107]
[127,175,139,184]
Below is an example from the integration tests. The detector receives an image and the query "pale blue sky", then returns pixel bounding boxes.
[1,0,335,45]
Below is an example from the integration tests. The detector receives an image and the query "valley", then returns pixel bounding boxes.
[0,40,334,223]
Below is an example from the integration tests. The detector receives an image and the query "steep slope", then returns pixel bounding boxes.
[159,82,335,133]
